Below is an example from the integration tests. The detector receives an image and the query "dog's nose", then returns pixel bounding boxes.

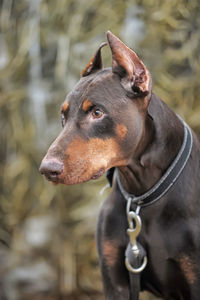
[39,159,63,181]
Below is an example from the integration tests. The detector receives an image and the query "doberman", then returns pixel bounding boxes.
[39,32,200,300]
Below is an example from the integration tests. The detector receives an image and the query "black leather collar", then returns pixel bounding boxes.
[107,120,193,207]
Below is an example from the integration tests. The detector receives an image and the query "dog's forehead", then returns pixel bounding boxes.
[65,68,126,108]
[66,76,93,104]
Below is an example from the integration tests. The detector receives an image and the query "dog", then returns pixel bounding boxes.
[39,31,200,300]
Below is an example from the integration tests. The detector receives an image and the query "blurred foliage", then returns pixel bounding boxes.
[135,0,200,131]
[0,0,199,299]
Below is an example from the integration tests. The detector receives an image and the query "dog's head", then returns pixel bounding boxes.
[39,31,152,185]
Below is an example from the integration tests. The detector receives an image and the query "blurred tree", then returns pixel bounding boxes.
[135,0,200,132]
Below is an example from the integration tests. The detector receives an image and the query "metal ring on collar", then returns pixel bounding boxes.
[125,256,148,274]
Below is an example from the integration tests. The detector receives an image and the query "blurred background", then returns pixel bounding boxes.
[0,0,200,299]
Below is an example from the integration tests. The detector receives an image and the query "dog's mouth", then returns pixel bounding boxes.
[91,168,105,180]
[42,167,106,185]
[44,172,60,183]
[39,155,109,185]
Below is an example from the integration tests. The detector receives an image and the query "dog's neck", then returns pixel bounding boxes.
[118,93,184,196]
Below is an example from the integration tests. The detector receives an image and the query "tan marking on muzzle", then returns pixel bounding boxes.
[115,123,127,139]
[59,136,127,184]
[82,99,93,112]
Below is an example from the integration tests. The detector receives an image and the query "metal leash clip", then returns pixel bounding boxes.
[125,197,147,273]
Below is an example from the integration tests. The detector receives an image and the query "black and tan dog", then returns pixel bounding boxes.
[40,32,200,300]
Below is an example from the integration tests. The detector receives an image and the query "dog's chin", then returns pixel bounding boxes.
[46,168,106,185]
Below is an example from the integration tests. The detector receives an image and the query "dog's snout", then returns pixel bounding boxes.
[39,159,63,181]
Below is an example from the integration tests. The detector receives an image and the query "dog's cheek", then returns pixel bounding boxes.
[115,123,128,140]
[61,136,127,184]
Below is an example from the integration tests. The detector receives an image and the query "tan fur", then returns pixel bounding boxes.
[82,99,93,112]
[103,240,119,267]
[81,56,95,76]
[59,136,127,184]
[61,101,69,113]
[179,255,196,284]
[115,123,127,139]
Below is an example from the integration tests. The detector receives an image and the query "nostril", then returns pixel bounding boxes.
[51,171,59,176]
[39,159,63,179]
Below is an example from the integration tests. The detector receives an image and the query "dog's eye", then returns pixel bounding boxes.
[91,108,104,119]
[61,113,65,127]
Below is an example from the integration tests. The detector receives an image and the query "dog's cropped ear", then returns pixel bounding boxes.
[107,31,151,98]
[81,42,107,77]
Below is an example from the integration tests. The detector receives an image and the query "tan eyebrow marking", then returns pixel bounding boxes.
[82,99,93,112]
[115,123,127,139]
[61,101,69,113]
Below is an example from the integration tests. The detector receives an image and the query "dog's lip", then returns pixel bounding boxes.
[44,173,59,183]
[91,168,105,180]
[43,168,106,184]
